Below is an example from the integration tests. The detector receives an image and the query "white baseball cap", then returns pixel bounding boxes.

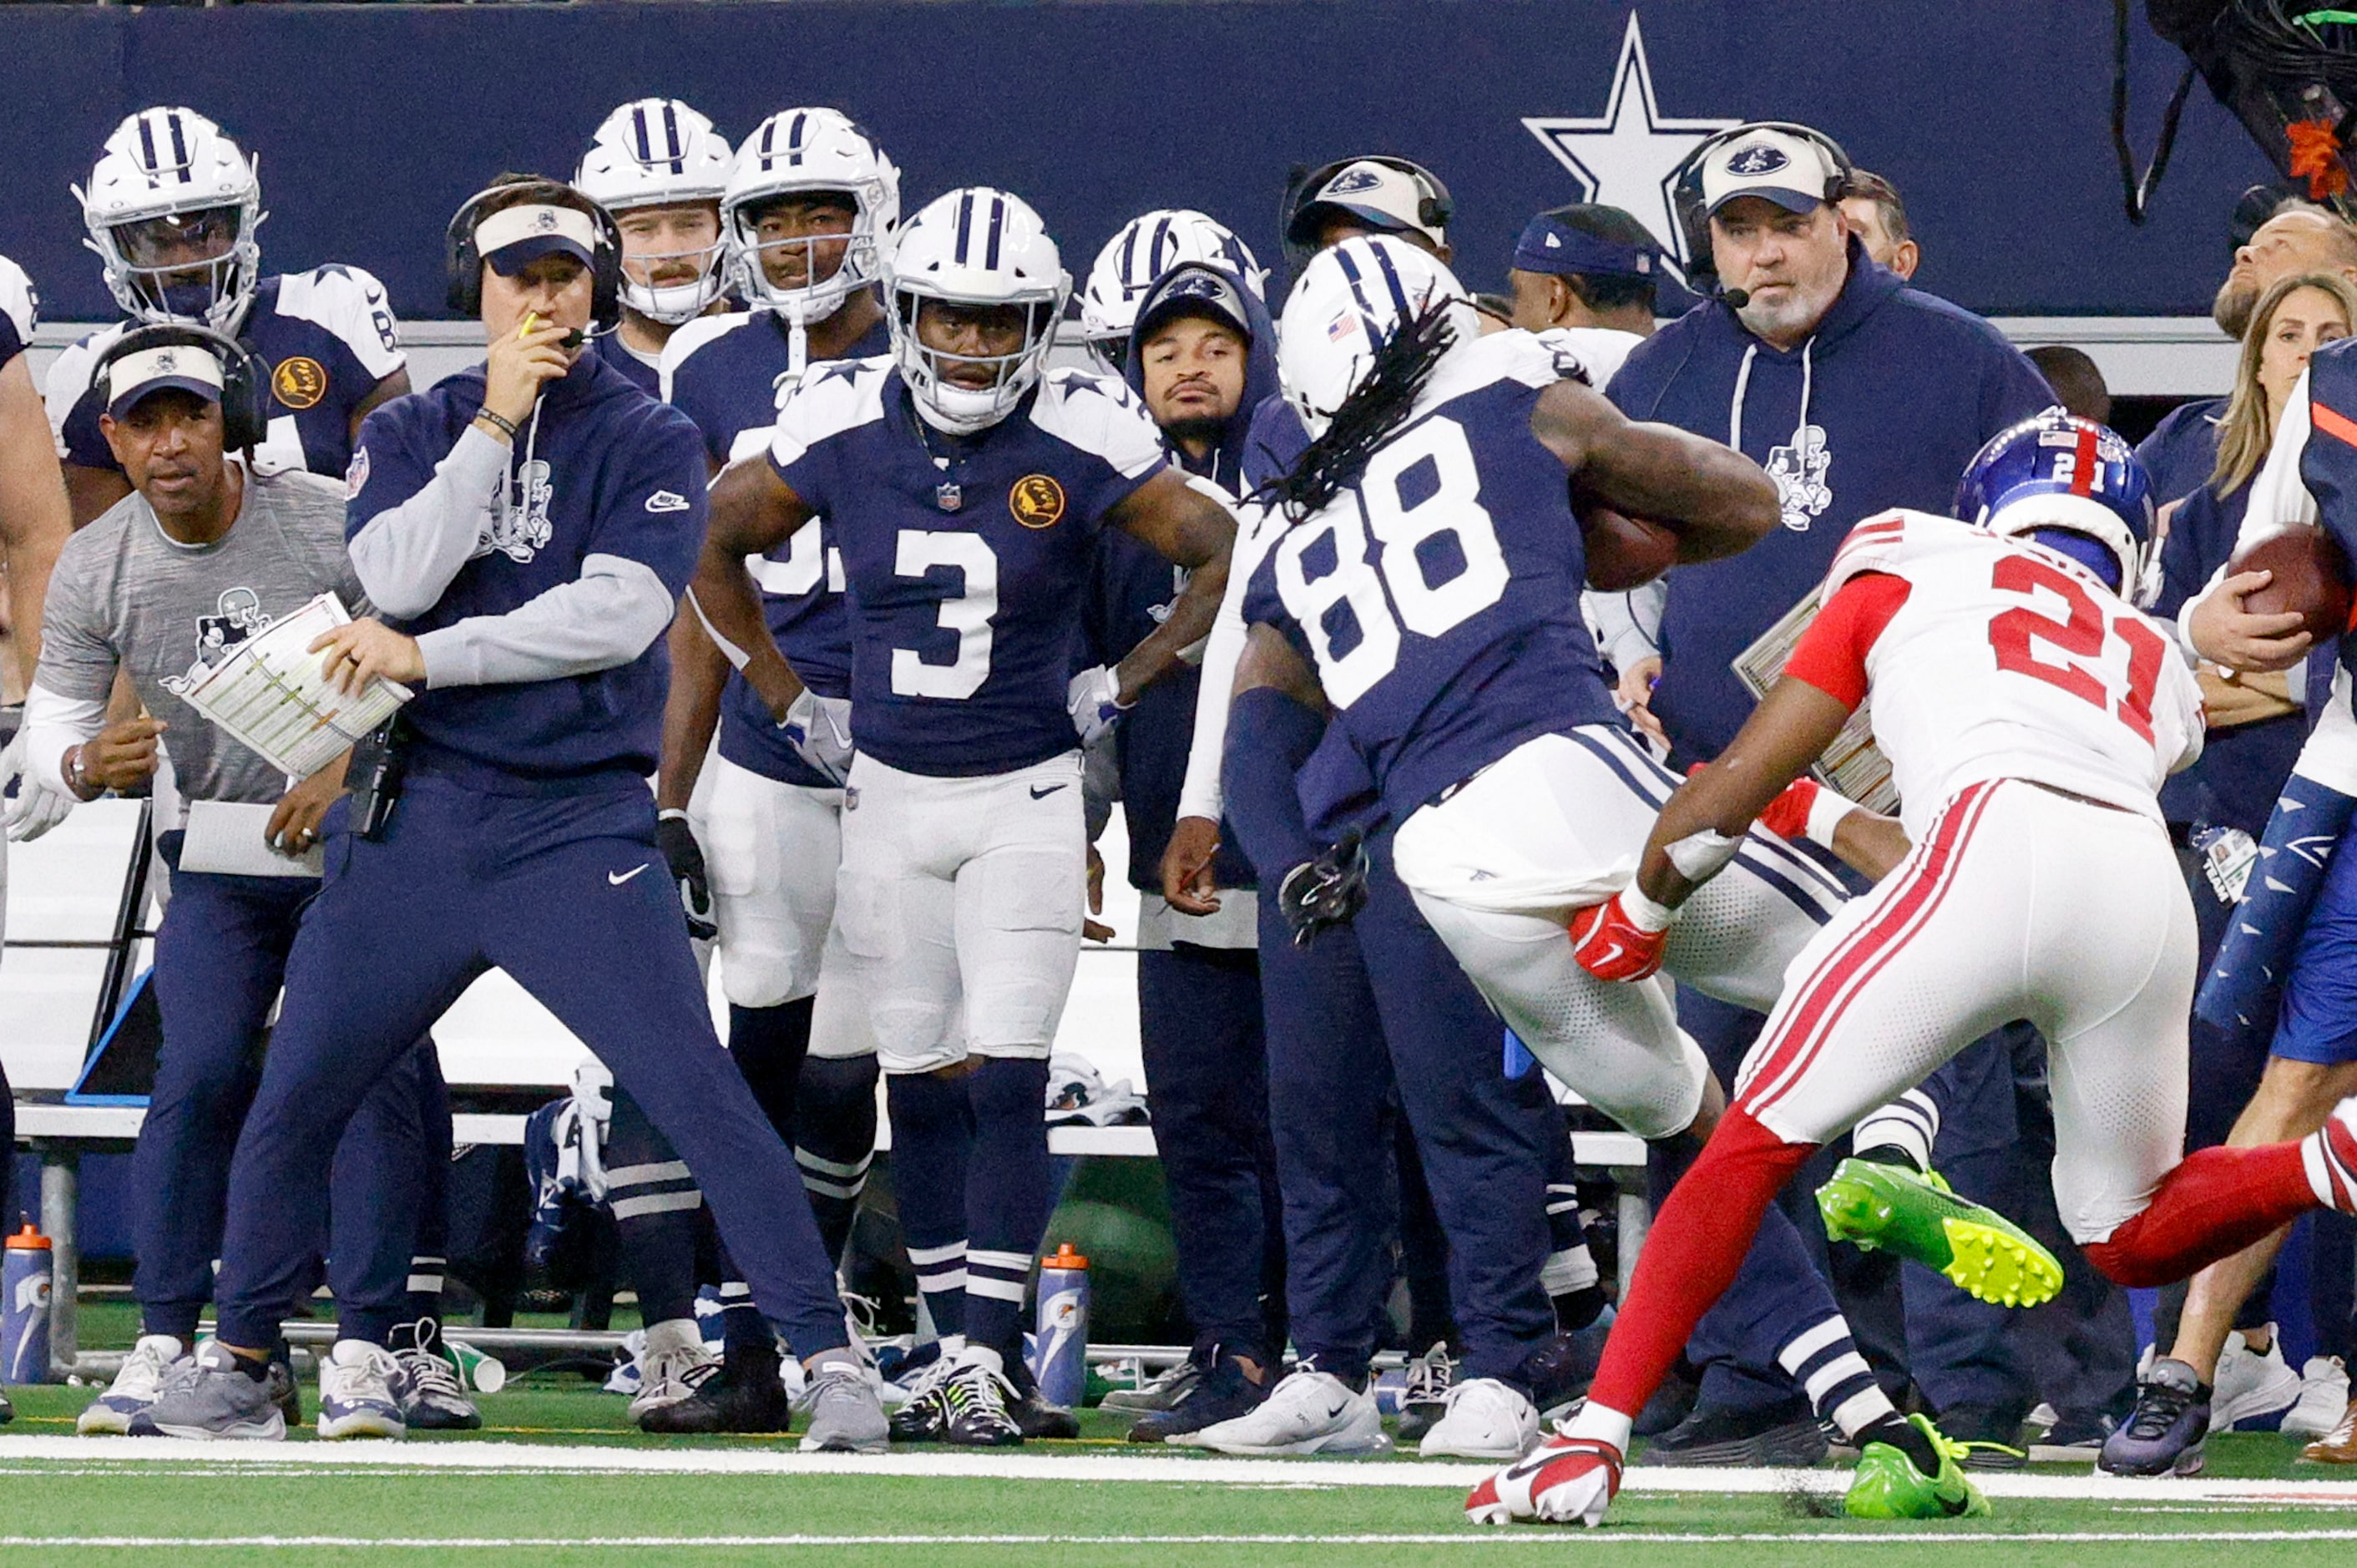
[1700,127,1844,216]
[104,340,225,420]
[1287,159,1449,250]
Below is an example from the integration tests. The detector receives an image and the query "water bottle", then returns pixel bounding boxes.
[3,1224,53,1385]
[1029,1242,1090,1409]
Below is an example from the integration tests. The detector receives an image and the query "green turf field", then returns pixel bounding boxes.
[8,1376,2357,1565]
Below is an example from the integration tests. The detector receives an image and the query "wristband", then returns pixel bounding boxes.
[657,807,690,823]
[1619,883,1678,933]
[474,408,519,442]
[1804,787,1859,850]
[67,745,94,800]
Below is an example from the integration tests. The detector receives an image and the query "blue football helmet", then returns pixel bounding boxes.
[1954,408,2157,603]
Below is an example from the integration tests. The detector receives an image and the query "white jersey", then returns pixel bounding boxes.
[1824,510,2203,838]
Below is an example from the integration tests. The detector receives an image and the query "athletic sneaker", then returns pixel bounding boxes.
[2212,1328,2302,1431]
[2098,1357,2211,1476]
[1186,1368,1391,1456]
[1130,1352,1267,1444]
[1420,1377,1540,1459]
[128,1340,286,1441]
[940,1358,1023,1448]
[2026,1409,2115,1463]
[641,1343,792,1434]
[1635,1393,1828,1468]
[1100,1356,1202,1414]
[391,1321,481,1431]
[1846,1412,1990,1519]
[1466,1431,1622,1526]
[78,1333,186,1435]
[628,1318,718,1423]
[2285,1356,2351,1440]
[1004,1355,1080,1440]
[1815,1156,2063,1308]
[317,1339,407,1439]
[888,1350,960,1443]
[1396,1342,1454,1444]
[1935,1403,2028,1471]
[799,1357,890,1454]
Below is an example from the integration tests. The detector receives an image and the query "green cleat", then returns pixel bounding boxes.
[1815,1156,2063,1308]
[1845,1413,1994,1520]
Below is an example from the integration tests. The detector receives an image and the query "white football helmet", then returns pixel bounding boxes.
[885,188,1068,436]
[575,99,733,326]
[75,108,265,331]
[1079,210,1266,368]
[723,109,900,324]
[1277,235,1474,438]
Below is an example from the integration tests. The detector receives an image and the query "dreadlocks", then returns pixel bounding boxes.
[1261,299,1459,523]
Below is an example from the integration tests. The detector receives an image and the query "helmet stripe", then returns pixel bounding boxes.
[630,105,653,165]
[758,116,780,169]
[787,110,808,167]
[136,113,162,177]
[1146,213,1176,285]
[1119,221,1141,290]
[164,110,190,183]
[660,102,685,174]
[1331,244,1380,321]
[984,192,1005,271]
[1366,240,1415,317]
[953,189,976,266]
[2071,422,2098,497]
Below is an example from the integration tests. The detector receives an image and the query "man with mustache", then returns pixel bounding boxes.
[574,98,736,394]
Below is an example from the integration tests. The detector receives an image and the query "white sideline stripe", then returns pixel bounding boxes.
[7,1439,2357,1503]
[8,1531,2357,1548]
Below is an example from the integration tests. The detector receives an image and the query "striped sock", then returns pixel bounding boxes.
[907,1239,970,1339]
[1850,1089,1940,1174]
[1777,1315,1894,1439]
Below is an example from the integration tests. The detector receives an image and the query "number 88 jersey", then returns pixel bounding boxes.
[1242,331,1622,824]
[1807,510,2204,840]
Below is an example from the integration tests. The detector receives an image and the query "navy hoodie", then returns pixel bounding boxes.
[1606,237,2053,763]
[1085,262,1278,893]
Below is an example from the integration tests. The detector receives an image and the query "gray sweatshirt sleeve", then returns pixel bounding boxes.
[412,553,675,687]
[347,426,509,619]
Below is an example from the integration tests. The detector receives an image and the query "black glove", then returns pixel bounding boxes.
[1277,826,1369,948]
[655,809,717,943]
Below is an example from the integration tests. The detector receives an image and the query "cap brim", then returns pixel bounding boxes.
[1287,199,1418,245]
[108,376,224,422]
[1707,187,1822,217]
[1136,292,1251,344]
[486,234,596,275]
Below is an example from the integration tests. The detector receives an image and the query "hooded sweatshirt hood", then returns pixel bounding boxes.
[1122,260,1281,495]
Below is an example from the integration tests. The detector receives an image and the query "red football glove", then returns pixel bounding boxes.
[1755,776,1823,841]
[1569,891,1672,982]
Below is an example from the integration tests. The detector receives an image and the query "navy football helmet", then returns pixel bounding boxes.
[1955,408,2157,603]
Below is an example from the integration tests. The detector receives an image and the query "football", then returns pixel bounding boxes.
[1579,498,1682,591]
[2229,524,2355,646]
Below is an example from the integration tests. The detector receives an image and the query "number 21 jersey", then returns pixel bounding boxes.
[767,359,1169,776]
[1794,510,2203,840]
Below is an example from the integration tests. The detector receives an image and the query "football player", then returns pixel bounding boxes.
[689,187,1236,1444]
[1227,236,1942,1462]
[1485,412,2357,1525]
[47,109,410,525]
[613,109,902,1433]
[574,98,734,394]
[1077,209,1266,377]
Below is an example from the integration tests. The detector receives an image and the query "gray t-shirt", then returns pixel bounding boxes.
[37,465,367,810]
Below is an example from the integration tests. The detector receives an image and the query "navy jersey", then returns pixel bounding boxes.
[768,358,1169,777]
[2137,396,2224,509]
[0,256,33,372]
[1242,331,1621,825]
[48,266,404,481]
[347,353,706,782]
[589,328,661,397]
[666,308,892,785]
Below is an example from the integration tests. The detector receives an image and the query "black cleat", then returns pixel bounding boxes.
[1129,1353,1269,1444]
[1636,1393,1830,1468]
[1004,1355,1080,1440]
[941,1361,1023,1448]
[639,1343,792,1435]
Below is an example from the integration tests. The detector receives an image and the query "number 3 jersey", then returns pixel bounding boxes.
[767,359,1170,778]
[1241,329,1622,826]
[1786,510,2203,840]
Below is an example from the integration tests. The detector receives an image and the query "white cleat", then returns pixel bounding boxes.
[316,1339,406,1439]
[1419,1377,1540,1460]
[1185,1368,1391,1455]
[2212,1327,2302,1432]
[78,1333,186,1435]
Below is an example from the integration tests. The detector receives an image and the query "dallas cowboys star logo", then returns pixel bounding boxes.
[1521,13,1737,269]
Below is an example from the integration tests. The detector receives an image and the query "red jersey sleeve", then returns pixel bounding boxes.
[1781,572,1912,711]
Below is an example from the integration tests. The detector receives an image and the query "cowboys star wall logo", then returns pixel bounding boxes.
[1521,13,1737,271]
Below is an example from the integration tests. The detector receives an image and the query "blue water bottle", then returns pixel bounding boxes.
[1029,1242,1090,1409]
[3,1223,53,1384]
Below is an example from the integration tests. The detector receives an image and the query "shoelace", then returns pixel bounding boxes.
[2122,1380,2200,1439]
[116,1341,177,1398]
[945,1364,1018,1426]
[807,1363,868,1408]
[397,1345,465,1401]
[1404,1345,1453,1403]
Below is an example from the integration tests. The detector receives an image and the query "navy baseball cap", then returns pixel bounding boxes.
[1133,264,1253,345]
[1512,212,1663,279]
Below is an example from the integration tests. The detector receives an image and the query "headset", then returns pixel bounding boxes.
[91,321,268,452]
[443,179,624,336]
[1669,122,1857,296]
[1279,154,1454,279]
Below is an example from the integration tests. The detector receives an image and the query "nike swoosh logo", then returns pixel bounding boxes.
[1029,783,1067,799]
[609,865,650,886]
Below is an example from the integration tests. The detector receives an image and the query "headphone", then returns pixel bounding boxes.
[443,179,624,333]
[92,322,268,452]
[1669,122,1857,294]
[1280,155,1455,278]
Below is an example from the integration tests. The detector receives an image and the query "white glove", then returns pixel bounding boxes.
[1066,665,1130,746]
[781,690,855,785]
[1,732,74,843]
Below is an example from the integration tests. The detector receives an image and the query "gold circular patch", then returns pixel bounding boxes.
[271,356,328,411]
[1009,473,1066,529]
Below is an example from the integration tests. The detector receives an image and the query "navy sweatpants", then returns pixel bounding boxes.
[210,776,844,1358]
[142,836,439,1344]
[1136,941,1284,1363]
